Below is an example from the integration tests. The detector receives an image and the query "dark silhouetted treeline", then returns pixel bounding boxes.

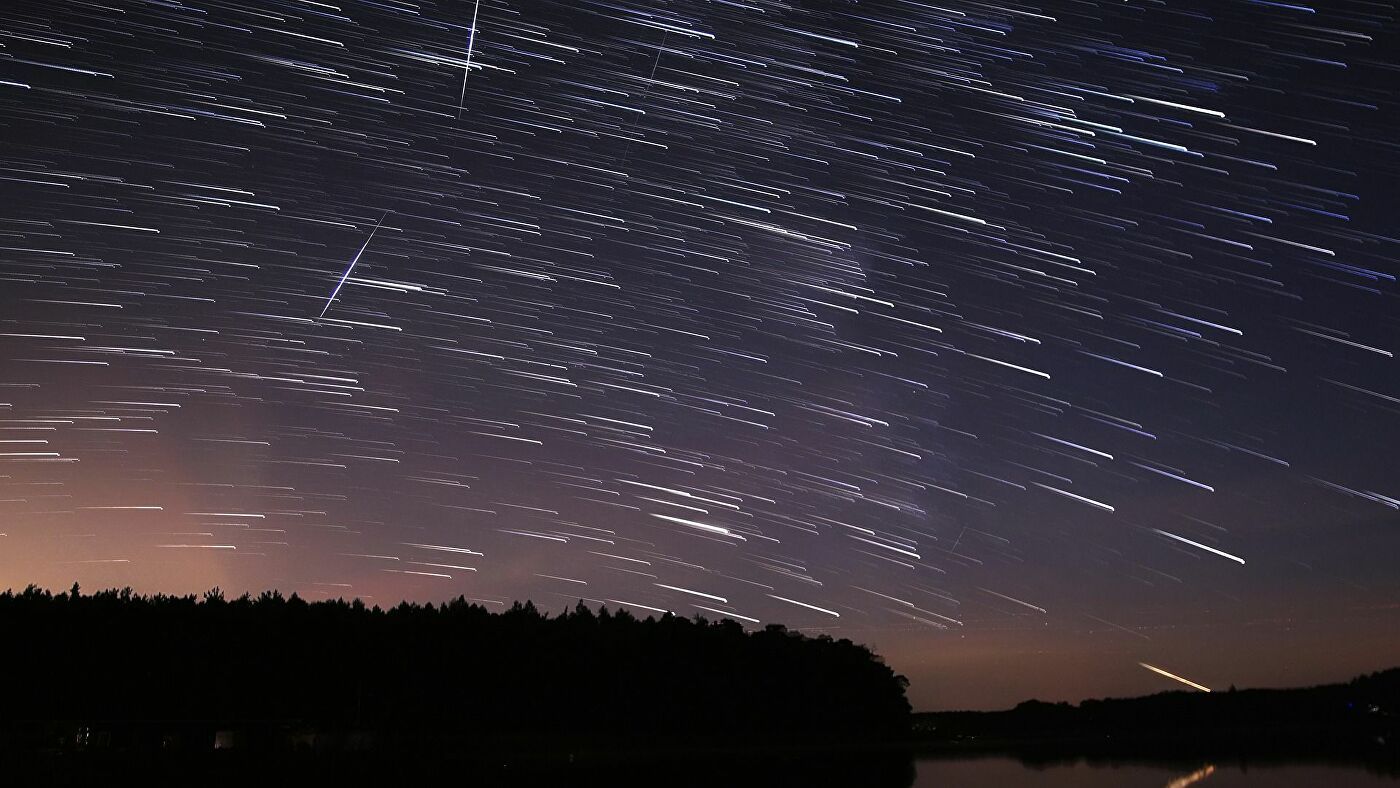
[0,584,909,760]
[915,668,1400,763]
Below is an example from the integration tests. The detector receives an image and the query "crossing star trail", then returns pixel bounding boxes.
[0,0,1397,708]
[458,0,482,120]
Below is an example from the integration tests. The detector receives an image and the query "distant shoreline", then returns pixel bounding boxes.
[908,667,1400,766]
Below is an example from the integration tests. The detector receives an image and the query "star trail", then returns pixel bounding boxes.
[1,0,1397,708]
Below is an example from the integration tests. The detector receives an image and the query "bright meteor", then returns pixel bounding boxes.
[320,211,389,319]
[1139,663,1212,693]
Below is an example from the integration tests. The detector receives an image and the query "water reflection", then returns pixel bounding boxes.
[1165,764,1217,788]
[913,757,1399,787]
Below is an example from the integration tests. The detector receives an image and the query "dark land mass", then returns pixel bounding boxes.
[5,585,1400,785]
[912,667,1400,771]
[0,585,913,785]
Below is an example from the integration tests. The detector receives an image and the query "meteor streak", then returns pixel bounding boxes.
[320,211,388,319]
[1139,663,1212,693]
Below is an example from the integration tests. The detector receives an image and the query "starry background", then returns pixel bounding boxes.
[2,0,1398,710]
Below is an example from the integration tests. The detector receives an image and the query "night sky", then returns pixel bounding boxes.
[2,0,1398,710]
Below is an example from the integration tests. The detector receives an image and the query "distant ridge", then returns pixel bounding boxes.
[914,667,1400,762]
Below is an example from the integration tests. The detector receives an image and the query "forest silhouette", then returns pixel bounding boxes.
[0,584,911,758]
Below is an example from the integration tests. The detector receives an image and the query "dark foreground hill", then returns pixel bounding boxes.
[915,668,1400,763]
[0,584,910,762]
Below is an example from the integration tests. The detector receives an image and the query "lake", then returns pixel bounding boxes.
[914,757,1400,786]
[7,750,1398,785]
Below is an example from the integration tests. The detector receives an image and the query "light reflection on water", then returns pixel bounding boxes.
[913,758,1399,787]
